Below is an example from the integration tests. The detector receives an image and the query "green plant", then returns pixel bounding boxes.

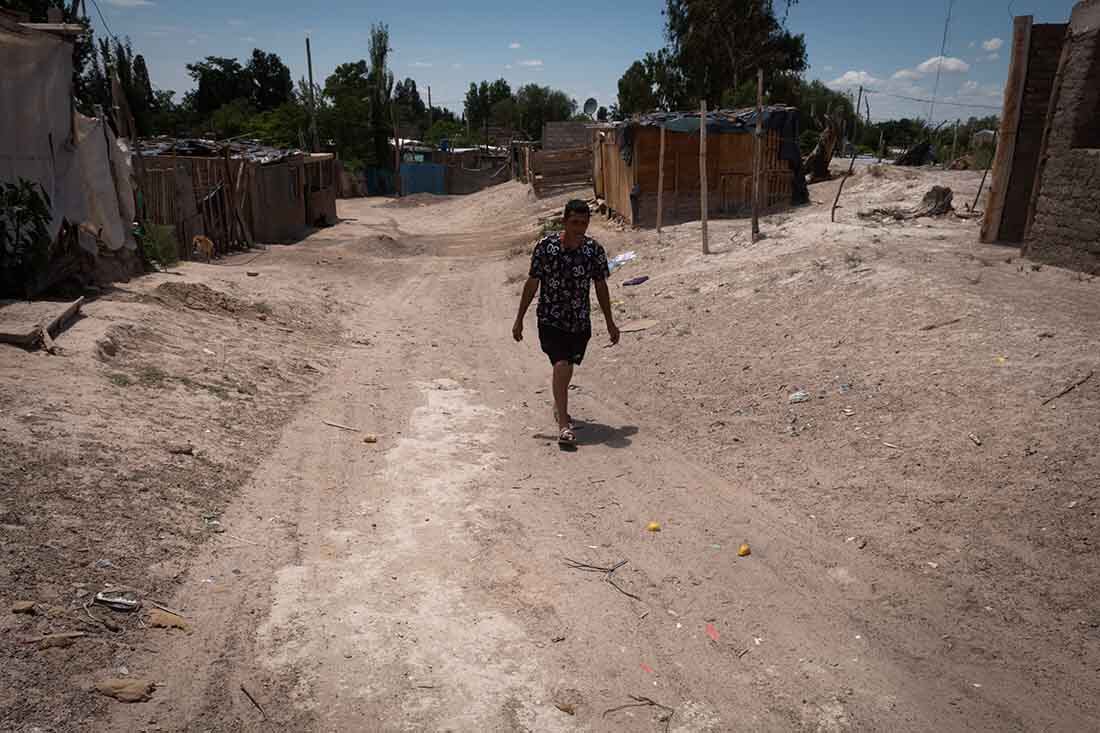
[137,365,169,387]
[138,222,179,269]
[0,179,52,296]
[108,373,133,387]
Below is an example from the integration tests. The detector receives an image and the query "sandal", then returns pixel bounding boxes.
[554,410,577,431]
[558,426,577,445]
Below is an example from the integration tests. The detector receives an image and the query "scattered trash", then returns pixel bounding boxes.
[551,635,566,643]
[607,250,637,274]
[603,695,674,728]
[882,442,903,450]
[640,662,655,674]
[246,271,260,277]
[788,390,811,404]
[926,561,939,569]
[555,703,577,716]
[622,276,650,287]
[203,515,225,533]
[620,319,659,333]
[839,383,853,394]
[168,443,195,456]
[11,601,36,615]
[363,434,379,444]
[322,419,360,432]
[94,559,115,569]
[94,590,141,612]
[968,433,983,446]
[842,408,855,416]
[705,623,720,642]
[96,678,155,703]
[919,317,964,332]
[240,684,268,719]
[737,543,752,557]
[148,608,189,631]
[646,521,662,532]
[995,356,1007,365]
[26,631,86,649]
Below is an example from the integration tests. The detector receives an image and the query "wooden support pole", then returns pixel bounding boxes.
[751,68,763,241]
[656,125,666,240]
[699,100,709,255]
[982,15,1033,242]
[831,85,863,223]
[950,119,959,165]
[305,35,319,153]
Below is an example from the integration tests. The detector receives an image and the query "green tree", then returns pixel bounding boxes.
[617,61,658,116]
[245,49,293,112]
[185,56,251,119]
[393,77,427,137]
[323,61,372,164]
[663,0,806,108]
[366,23,395,167]
[514,84,576,140]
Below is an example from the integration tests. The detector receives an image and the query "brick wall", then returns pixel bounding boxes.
[542,122,592,150]
[1026,1,1100,272]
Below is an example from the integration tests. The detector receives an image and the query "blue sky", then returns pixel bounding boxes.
[94,0,1078,122]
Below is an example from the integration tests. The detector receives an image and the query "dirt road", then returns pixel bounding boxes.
[6,176,1096,732]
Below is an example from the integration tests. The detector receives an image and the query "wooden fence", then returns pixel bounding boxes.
[528,146,592,196]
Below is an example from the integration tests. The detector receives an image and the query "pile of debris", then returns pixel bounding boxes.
[137,137,305,164]
[858,185,955,221]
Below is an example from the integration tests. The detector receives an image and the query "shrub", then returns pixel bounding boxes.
[0,180,52,296]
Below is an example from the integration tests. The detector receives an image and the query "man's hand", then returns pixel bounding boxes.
[607,320,620,346]
[512,320,524,342]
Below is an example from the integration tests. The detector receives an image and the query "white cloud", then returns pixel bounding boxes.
[411,61,433,68]
[961,80,979,93]
[823,65,834,72]
[228,18,244,26]
[982,37,1004,51]
[917,56,970,73]
[969,40,976,48]
[451,63,463,70]
[105,0,154,6]
[505,64,512,69]
[518,59,543,67]
[986,52,1000,61]
[241,36,256,43]
[893,68,921,80]
[828,70,879,87]
[509,42,521,49]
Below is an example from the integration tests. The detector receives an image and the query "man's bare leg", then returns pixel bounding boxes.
[552,360,573,430]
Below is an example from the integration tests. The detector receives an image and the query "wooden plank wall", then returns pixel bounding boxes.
[597,126,792,228]
[529,146,593,196]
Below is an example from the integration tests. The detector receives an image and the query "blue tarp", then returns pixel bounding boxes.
[400,163,446,196]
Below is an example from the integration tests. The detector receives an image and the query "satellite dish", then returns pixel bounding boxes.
[583,97,598,118]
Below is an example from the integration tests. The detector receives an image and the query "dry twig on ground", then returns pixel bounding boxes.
[603,695,675,732]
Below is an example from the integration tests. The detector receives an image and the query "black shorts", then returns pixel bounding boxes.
[538,323,591,365]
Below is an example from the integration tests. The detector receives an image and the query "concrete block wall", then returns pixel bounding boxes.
[542,122,593,151]
[1026,0,1100,272]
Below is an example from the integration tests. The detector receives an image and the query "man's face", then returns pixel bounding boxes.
[563,213,590,240]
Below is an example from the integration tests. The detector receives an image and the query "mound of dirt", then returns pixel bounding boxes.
[381,193,451,208]
[352,234,426,258]
[146,281,255,315]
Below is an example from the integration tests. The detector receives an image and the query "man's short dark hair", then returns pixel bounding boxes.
[564,199,590,220]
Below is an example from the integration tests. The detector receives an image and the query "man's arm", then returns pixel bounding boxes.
[513,277,539,341]
[594,279,620,345]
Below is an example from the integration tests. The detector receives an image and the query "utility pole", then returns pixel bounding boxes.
[751,68,763,242]
[950,119,959,165]
[305,35,318,153]
[427,85,433,131]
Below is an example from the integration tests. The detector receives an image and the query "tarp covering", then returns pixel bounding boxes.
[137,137,305,165]
[612,106,808,205]
[0,21,135,253]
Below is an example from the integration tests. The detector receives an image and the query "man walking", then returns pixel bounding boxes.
[513,199,619,445]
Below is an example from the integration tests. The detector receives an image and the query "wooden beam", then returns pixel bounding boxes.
[656,125,666,241]
[700,100,709,255]
[981,15,1033,242]
[831,85,863,222]
[751,68,763,241]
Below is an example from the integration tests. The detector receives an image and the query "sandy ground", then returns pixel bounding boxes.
[2,171,1098,732]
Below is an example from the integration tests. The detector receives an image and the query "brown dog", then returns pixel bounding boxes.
[192,235,215,262]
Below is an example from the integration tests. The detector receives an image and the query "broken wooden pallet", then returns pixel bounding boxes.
[0,297,85,351]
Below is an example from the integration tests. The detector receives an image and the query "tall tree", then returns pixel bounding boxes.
[323,61,372,164]
[245,49,293,112]
[366,23,395,167]
[393,77,427,137]
[616,60,658,116]
[514,84,576,140]
[185,56,252,119]
[664,0,806,107]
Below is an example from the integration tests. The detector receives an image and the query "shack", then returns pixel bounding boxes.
[983,0,1100,273]
[594,107,808,228]
[139,139,337,255]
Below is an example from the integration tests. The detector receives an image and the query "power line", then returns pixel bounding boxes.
[929,0,955,123]
[87,0,118,43]
[864,88,1001,112]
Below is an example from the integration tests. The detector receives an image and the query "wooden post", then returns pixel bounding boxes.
[878,129,885,160]
[981,15,1033,242]
[699,100,709,255]
[751,68,763,241]
[831,85,863,223]
[305,35,318,153]
[656,125,666,240]
[391,103,401,196]
[950,119,959,165]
